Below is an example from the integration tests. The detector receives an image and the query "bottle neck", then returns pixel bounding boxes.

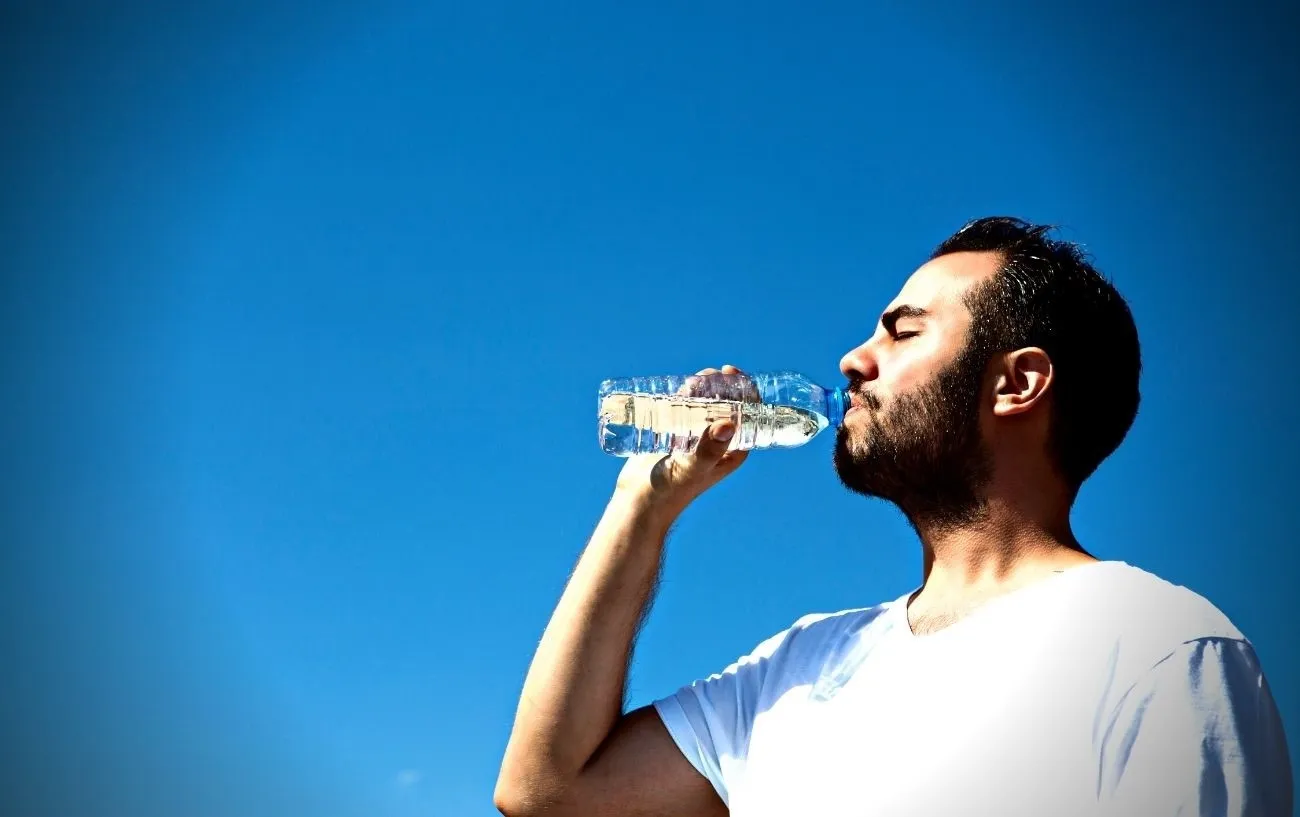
[825,386,849,428]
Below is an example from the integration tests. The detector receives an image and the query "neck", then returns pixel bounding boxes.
[909,490,1093,600]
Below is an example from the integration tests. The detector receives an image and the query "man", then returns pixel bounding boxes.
[494,217,1292,816]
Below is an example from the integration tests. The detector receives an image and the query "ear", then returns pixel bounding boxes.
[991,347,1053,417]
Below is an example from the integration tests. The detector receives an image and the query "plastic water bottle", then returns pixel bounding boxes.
[597,370,849,456]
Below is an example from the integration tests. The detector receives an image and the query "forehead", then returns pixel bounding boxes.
[886,250,1002,318]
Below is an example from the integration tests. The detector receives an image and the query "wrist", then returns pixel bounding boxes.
[606,485,686,533]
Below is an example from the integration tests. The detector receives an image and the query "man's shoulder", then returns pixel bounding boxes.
[702,601,905,705]
[1091,561,1245,644]
[746,598,904,674]
[788,602,894,634]
[1073,561,1251,697]
[783,595,907,646]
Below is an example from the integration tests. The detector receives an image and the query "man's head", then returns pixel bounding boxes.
[833,216,1141,528]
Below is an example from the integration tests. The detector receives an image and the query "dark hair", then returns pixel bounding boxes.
[931,216,1142,493]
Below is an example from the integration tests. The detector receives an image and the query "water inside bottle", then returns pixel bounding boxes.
[598,392,827,456]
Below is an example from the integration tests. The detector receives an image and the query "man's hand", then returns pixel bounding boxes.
[614,364,753,518]
[495,363,752,817]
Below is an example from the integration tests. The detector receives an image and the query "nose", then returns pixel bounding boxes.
[839,342,879,383]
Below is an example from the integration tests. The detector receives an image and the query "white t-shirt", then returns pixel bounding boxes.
[653,561,1292,816]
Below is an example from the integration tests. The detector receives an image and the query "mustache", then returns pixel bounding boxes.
[846,379,883,411]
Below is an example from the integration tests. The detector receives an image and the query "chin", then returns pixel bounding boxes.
[832,432,871,488]
[835,421,873,457]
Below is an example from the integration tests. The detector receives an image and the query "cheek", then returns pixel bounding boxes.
[890,333,956,378]
[885,354,947,397]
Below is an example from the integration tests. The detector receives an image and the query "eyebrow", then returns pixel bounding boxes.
[880,305,929,334]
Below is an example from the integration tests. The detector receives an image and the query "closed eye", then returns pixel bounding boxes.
[892,331,919,341]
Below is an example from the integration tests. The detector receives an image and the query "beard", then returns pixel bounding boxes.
[833,344,993,531]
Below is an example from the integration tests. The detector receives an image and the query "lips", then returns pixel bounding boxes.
[846,391,881,418]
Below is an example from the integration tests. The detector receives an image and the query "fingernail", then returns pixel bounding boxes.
[715,424,734,441]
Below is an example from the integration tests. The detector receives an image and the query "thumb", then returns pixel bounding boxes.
[693,419,736,463]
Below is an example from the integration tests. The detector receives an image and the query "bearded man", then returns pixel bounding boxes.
[495,217,1292,817]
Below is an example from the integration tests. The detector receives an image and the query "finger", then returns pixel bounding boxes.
[692,419,736,463]
[716,448,749,473]
[716,364,758,401]
[679,367,720,397]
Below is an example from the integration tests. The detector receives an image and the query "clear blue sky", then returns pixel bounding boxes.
[4,2,1298,815]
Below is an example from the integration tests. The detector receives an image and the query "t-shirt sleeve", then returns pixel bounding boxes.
[651,624,798,807]
[1096,637,1293,816]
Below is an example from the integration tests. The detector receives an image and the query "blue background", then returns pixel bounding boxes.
[4,2,1297,815]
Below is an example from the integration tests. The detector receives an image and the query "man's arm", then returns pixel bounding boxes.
[495,369,750,817]
[1096,637,1292,816]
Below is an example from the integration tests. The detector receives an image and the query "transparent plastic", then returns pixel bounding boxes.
[597,370,849,456]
